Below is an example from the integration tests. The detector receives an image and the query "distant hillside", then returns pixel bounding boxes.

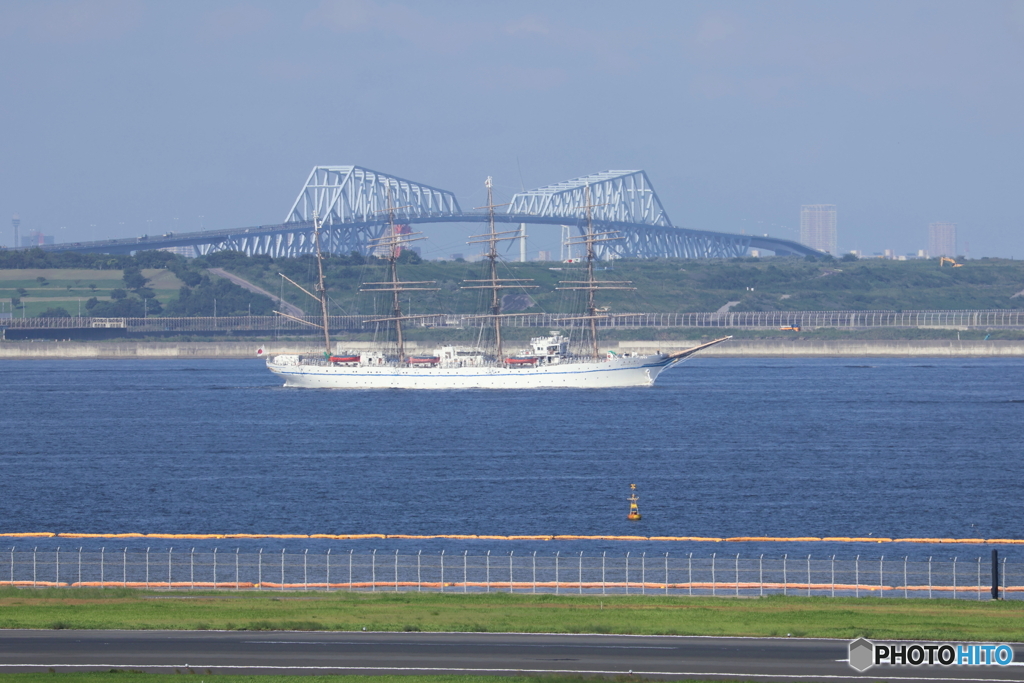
[5,247,1022,317]
[0,248,274,318]
[203,251,1024,315]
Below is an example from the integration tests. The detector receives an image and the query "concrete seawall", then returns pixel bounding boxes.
[619,340,1024,357]
[3,340,1024,359]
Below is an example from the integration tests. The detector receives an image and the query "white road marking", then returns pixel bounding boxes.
[243,640,674,649]
[0,664,1022,681]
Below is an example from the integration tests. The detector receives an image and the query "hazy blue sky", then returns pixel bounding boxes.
[1,0,1022,259]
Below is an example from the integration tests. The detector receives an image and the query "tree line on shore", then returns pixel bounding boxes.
[4,247,1024,317]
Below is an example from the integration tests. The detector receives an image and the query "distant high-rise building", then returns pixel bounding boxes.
[373,223,411,258]
[799,205,837,255]
[11,214,20,249]
[537,250,552,261]
[929,222,956,258]
[21,230,53,247]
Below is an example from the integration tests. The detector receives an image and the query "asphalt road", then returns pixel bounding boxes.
[1,630,1022,681]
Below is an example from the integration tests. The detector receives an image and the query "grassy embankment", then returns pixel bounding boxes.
[6,255,1024,342]
[220,254,1024,316]
[0,269,183,318]
[1,587,1022,643]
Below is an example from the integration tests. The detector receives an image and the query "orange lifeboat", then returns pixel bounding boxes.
[329,356,360,363]
[506,356,539,365]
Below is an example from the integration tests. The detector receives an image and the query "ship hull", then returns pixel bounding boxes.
[267,355,675,389]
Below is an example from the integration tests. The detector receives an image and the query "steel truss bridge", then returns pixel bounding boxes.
[26,166,819,260]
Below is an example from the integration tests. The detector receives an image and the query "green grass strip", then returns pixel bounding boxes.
[0,676,745,683]
[0,587,1022,642]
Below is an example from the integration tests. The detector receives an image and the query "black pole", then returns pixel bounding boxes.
[991,549,999,600]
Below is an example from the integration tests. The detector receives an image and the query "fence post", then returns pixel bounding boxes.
[854,555,858,598]
[440,550,445,593]
[782,554,786,596]
[953,557,957,599]
[304,549,309,591]
[325,549,330,592]
[579,551,583,594]
[903,556,908,598]
[55,547,60,587]
[641,552,646,595]
[416,550,421,592]
[688,553,693,596]
[146,548,150,589]
[666,553,670,595]
[100,547,105,588]
[879,556,884,597]
[348,549,353,592]
[213,548,218,590]
[486,550,491,593]
[602,552,606,595]
[236,549,240,591]
[554,551,562,594]
[168,547,173,589]
[1002,556,1007,596]
[759,554,764,596]
[510,551,514,594]
[190,548,195,590]
[736,554,740,597]
[123,548,127,588]
[257,549,262,590]
[394,550,399,592]
[371,549,376,592]
[78,547,83,588]
[807,555,811,597]
[711,552,716,596]
[991,550,999,601]
[33,547,37,589]
[977,556,981,601]
[463,550,467,593]
[532,551,537,594]
[830,555,835,598]
[9,547,13,586]
[281,549,286,592]
[624,552,629,595]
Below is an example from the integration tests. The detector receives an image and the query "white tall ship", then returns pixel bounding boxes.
[266,178,729,389]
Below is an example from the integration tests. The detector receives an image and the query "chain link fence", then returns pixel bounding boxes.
[2,549,1019,599]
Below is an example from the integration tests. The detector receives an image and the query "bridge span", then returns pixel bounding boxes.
[23,167,819,260]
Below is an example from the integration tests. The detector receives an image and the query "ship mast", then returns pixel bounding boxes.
[361,182,437,363]
[312,213,332,356]
[389,234,404,358]
[271,211,336,357]
[463,176,536,360]
[556,184,634,360]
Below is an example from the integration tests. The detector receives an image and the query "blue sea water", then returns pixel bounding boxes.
[2,357,1022,557]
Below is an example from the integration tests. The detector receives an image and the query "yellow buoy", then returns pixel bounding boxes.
[627,483,641,520]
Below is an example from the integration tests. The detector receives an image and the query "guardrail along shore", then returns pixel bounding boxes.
[4,309,1024,332]
[3,340,1024,358]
